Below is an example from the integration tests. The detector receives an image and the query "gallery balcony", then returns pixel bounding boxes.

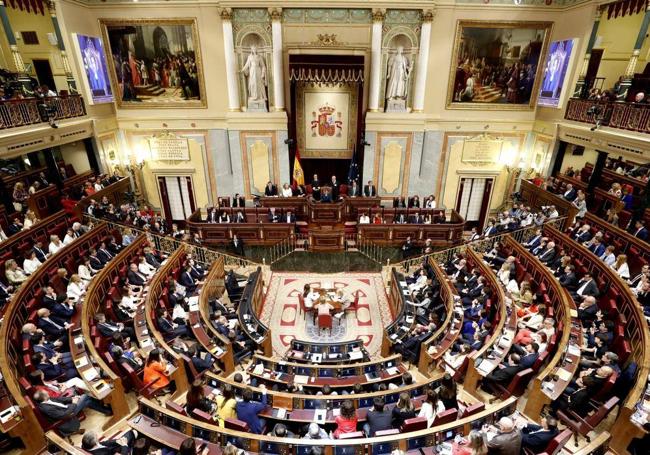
[0,94,86,130]
[564,97,650,135]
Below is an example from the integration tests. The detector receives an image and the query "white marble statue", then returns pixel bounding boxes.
[385,46,412,100]
[241,45,267,103]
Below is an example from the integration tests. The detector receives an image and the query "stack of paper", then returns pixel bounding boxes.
[294,375,309,384]
[349,351,363,360]
[275,408,287,419]
[385,367,399,376]
[252,364,264,375]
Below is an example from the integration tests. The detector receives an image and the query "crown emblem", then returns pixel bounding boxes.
[318,104,336,115]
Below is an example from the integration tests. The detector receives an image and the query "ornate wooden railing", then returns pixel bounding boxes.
[0,95,86,130]
[565,98,650,134]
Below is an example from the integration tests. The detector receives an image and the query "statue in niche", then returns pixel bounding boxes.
[241,45,268,110]
[385,46,412,112]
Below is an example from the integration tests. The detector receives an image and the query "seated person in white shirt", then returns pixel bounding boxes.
[333,289,351,315]
[281,183,293,197]
[359,212,370,224]
[23,250,42,275]
[77,257,94,284]
[612,254,630,280]
[408,269,428,293]
[302,284,320,309]
[138,256,156,278]
[63,228,76,245]
[48,235,63,255]
[66,274,86,301]
[600,245,616,267]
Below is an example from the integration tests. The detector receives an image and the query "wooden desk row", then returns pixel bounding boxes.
[286,339,369,364]
[27,171,96,219]
[0,222,114,452]
[542,225,650,453]
[258,196,383,220]
[499,237,581,419]
[188,218,296,246]
[383,269,416,356]
[520,179,577,227]
[237,267,272,357]
[582,164,646,199]
[357,219,464,247]
[73,178,131,220]
[418,258,463,375]
[125,394,517,455]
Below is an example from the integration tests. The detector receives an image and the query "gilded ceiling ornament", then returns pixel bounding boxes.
[372,9,386,22]
[315,34,340,46]
[269,8,282,21]
[220,9,233,21]
[422,10,436,23]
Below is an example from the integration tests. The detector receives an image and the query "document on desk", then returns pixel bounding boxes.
[312,353,322,363]
[0,406,17,424]
[348,351,363,360]
[385,367,399,376]
[75,357,88,368]
[275,408,287,419]
[399,281,408,288]
[557,369,572,382]
[476,359,495,376]
[84,368,99,382]
[567,345,580,356]
[314,409,326,424]
[294,375,309,384]
[252,364,264,375]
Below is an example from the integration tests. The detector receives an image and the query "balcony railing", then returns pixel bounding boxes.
[0,94,86,130]
[565,98,650,134]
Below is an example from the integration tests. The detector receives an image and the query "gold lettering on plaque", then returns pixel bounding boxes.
[149,133,190,161]
[461,138,503,164]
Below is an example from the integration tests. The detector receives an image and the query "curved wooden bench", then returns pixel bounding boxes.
[0,222,111,451]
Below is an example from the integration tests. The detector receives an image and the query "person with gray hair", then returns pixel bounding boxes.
[303,422,329,439]
[81,429,137,454]
[33,389,112,436]
[485,416,522,455]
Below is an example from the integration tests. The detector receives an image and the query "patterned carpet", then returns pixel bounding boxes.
[260,273,392,358]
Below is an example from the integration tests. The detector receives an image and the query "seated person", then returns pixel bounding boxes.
[364,397,392,436]
[550,366,614,417]
[484,353,522,389]
[5,259,27,286]
[33,390,112,436]
[235,386,268,434]
[157,307,189,339]
[179,264,199,293]
[268,208,280,223]
[81,429,137,455]
[143,349,173,392]
[95,312,135,340]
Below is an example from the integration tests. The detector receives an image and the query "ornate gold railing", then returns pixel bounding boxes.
[0,95,86,129]
[565,97,650,134]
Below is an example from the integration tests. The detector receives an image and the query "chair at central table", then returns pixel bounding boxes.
[317,307,333,334]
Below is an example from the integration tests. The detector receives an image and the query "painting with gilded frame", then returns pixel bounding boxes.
[100,18,206,108]
[447,20,553,110]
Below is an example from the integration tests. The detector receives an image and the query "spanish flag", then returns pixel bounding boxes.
[292,148,305,186]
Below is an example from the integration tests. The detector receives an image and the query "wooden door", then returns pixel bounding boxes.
[455,177,494,231]
[157,176,196,227]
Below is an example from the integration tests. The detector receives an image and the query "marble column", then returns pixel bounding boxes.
[625,4,650,77]
[270,8,285,111]
[412,10,434,113]
[575,6,602,98]
[221,9,241,111]
[0,0,24,72]
[367,9,384,112]
[47,1,76,92]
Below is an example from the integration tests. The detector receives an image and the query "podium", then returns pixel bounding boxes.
[307,198,343,224]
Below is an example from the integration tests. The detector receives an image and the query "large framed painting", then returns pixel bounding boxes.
[296,83,358,159]
[99,18,206,108]
[537,39,577,108]
[71,34,113,105]
[447,20,553,110]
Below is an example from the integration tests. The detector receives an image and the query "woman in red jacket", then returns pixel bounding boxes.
[334,400,358,438]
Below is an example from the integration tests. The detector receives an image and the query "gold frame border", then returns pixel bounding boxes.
[295,82,358,159]
[374,132,413,200]
[445,20,554,111]
[239,131,279,199]
[99,18,207,109]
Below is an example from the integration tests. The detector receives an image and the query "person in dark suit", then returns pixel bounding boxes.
[284,210,296,223]
[551,366,613,417]
[32,351,77,380]
[401,237,414,258]
[577,296,599,323]
[572,272,600,300]
[36,308,70,340]
[364,397,392,436]
[562,184,577,201]
[393,197,406,208]
[521,416,559,453]
[109,344,143,370]
[206,207,219,223]
[348,180,360,197]
[234,210,246,223]
[363,180,376,197]
[6,218,22,236]
[573,225,592,243]
[483,220,498,237]
[293,184,307,197]
[232,235,245,256]
[31,332,75,370]
[33,390,111,436]
[144,247,162,269]
[559,265,578,290]
[218,211,231,223]
[232,193,245,208]
[179,264,199,293]
[50,295,75,322]
[264,181,277,197]
[81,429,137,455]
[127,264,146,287]
[395,213,408,224]
[330,175,340,200]
[311,174,321,201]
[88,248,104,272]
[97,241,114,263]
[410,213,423,224]
[632,220,648,241]
[187,345,213,373]
[484,353,522,389]
[95,313,135,340]
[587,238,606,257]
[0,280,13,307]
[537,242,557,265]
[157,307,189,338]
[32,241,48,263]
[268,208,280,223]
[519,343,540,369]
